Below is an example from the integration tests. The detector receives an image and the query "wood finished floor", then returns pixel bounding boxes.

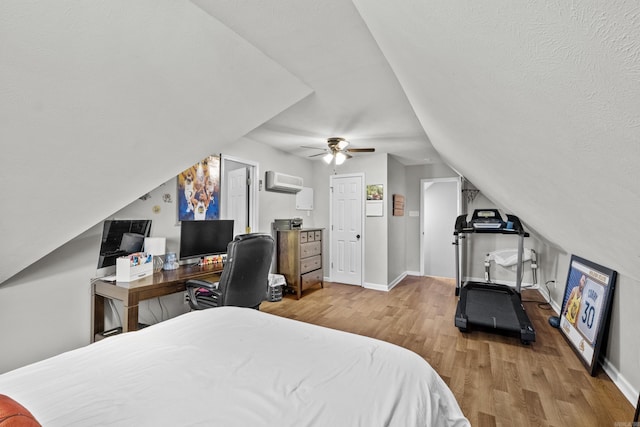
[261,276,634,427]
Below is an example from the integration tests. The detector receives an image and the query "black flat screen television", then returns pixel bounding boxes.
[179,220,234,263]
[96,219,152,276]
[559,254,617,375]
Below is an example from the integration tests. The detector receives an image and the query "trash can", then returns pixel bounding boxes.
[266,274,286,302]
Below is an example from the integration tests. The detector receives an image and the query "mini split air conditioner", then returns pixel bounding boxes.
[265,171,303,193]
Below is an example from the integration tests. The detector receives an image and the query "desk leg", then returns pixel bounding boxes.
[91,291,105,343]
[122,303,139,332]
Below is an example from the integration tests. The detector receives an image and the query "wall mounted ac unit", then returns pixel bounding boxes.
[265,171,303,193]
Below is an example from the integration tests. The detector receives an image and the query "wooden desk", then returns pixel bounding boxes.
[91,264,222,342]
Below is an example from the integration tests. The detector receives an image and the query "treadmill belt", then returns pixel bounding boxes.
[464,288,520,331]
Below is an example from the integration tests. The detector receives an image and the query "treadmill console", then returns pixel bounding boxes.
[454,209,527,235]
[470,209,504,230]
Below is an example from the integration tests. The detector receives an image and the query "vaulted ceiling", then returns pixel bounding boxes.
[1,0,639,282]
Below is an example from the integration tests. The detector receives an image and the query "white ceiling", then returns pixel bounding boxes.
[2,0,639,283]
[193,0,640,279]
[192,0,441,166]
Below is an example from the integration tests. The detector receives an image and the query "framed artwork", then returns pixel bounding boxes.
[177,155,220,221]
[393,194,405,216]
[366,184,384,217]
[559,255,617,376]
[366,184,384,200]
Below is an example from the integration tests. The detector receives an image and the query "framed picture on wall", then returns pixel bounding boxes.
[177,155,221,221]
[366,184,384,217]
[558,255,617,376]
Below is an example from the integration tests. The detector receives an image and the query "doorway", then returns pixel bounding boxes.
[221,156,258,237]
[420,177,461,278]
[329,173,364,286]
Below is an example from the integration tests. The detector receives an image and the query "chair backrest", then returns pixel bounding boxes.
[217,233,275,309]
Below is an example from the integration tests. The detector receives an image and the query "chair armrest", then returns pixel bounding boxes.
[186,280,222,310]
[185,279,218,290]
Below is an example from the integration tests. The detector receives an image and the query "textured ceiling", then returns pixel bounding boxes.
[2,0,639,282]
[0,0,311,283]
[192,0,441,166]
[352,0,640,278]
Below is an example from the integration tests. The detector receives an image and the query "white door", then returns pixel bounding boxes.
[330,174,363,285]
[227,167,248,237]
[421,179,461,278]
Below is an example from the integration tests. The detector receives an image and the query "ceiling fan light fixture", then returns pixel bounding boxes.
[336,139,349,150]
[323,153,334,164]
[335,152,347,165]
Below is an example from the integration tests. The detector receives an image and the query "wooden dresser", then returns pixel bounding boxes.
[277,228,324,299]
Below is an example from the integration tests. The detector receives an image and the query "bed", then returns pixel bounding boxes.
[0,307,469,426]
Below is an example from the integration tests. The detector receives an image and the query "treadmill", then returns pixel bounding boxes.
[453,209,536,344]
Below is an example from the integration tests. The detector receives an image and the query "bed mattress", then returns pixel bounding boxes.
[0,307,469,426]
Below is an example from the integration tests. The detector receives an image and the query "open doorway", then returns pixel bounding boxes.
[420,177,461,278]
[221,156,259,237]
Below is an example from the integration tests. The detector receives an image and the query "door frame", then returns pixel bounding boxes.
[328,173,365,285]
[419,177,462,277]
[221,155,259,234]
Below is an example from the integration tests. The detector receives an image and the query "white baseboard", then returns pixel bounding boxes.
[363,282,388,291]
[601,358,639,406]
[337,273,639,405]
[363,272,408,292]
[533,289,638,406]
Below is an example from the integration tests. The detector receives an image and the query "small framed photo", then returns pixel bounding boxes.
[366,184,383,200]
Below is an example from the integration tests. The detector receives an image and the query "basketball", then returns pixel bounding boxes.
[0,395,41,426]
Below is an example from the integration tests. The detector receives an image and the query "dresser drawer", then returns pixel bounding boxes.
[300,255,322,274]
[301,269,323,289]
[314,230,322,241]
[300,241,321,258]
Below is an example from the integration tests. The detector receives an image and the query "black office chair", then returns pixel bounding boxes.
[185,233,275,310]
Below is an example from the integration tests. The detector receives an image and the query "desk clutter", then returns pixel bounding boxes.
[199,254,226,267]
[115,252,153,282]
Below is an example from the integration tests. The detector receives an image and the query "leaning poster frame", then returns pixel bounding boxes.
[558,254,617,376]
[176,154,221,221]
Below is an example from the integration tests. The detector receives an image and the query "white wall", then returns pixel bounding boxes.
[387,156,407,285]
[0,138,318,374]
[0,0,311,284]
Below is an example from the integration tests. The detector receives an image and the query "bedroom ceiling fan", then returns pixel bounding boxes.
[303,137,375,165]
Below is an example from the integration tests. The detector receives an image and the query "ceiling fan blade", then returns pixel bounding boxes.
[309,152,327,158]
[346,148,375,153]
[301,145,326,151]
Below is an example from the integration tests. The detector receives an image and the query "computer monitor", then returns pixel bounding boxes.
[559,255,617,375]
[179,220,234,263]
[96,219,152,276]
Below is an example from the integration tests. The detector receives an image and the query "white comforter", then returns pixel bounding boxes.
[0,307,469,426]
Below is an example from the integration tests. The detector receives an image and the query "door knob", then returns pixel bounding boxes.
[356,234,361,239]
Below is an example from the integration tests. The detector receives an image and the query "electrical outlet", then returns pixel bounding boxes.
[183,292,189,305]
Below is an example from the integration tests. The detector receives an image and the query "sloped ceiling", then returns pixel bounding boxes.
[2,0,639,283]
[0,0,311,283]
[352,0,640,279]
[192,0,441,165]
